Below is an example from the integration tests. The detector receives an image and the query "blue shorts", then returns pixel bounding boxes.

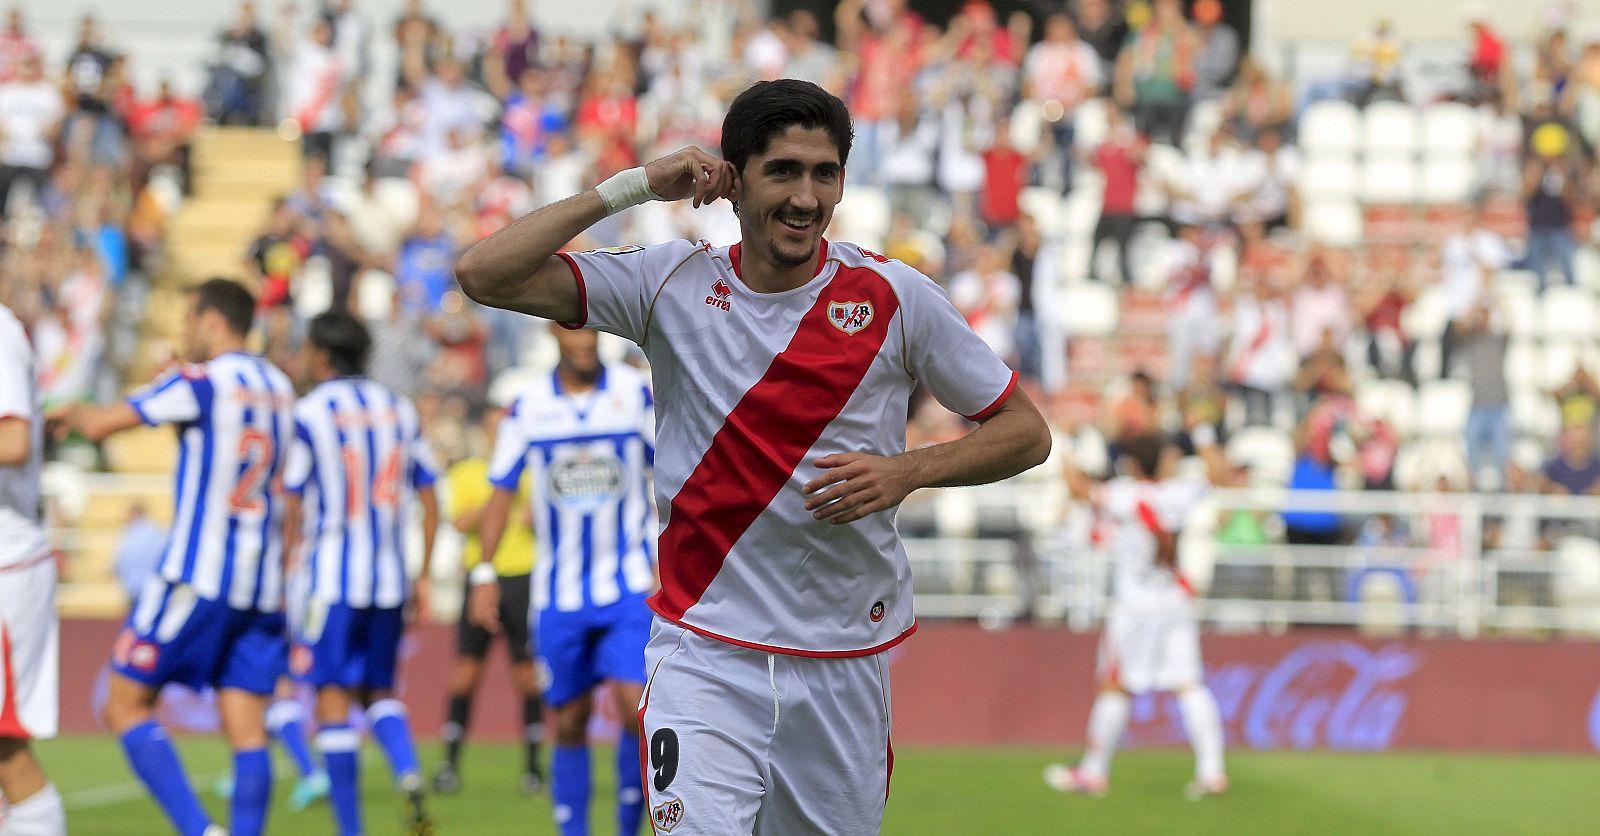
[112,579,286,695]
[292,600,404,691]
[538,595,652,706]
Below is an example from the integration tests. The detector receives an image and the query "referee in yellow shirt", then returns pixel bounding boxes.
[433,406,544,795]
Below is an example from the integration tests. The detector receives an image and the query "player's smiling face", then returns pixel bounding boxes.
[737,125,843,274]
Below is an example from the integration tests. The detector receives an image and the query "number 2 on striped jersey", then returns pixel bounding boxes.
[230,429,275,513]
[343,445,403,516]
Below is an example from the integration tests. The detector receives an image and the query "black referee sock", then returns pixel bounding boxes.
[523,696,544,774]
[444,694,471,768]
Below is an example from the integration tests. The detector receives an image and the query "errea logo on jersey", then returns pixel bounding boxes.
[705,279,732,311]
[828,301,874,334]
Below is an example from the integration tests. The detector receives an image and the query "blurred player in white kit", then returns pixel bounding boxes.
[0,304,66,835]
[1046,431,1229,800]
[456,78,1052,834]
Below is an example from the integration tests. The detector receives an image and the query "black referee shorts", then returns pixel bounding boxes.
[456,573,533,665]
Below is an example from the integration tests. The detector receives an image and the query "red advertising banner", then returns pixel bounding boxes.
[56,620,1600,753]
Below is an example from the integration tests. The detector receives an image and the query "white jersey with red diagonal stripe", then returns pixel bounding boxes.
[1099,476,1208,610]
[558,238,1018,656]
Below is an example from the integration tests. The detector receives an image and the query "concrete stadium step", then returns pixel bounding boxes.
[57,582,129,618]
[102,425,178,474]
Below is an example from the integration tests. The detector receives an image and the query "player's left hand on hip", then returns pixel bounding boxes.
[803,452,913,526]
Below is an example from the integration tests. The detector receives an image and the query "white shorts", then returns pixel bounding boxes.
[0,552,59,739]
[638,620,893,835]
[1097,603,1202,694]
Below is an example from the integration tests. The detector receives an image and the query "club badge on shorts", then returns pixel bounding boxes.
[870,600,886,623]
[828,301,873,335]
[651,798,685,833]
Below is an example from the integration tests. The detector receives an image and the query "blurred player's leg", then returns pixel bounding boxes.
[314,722,362,836]
[265,693,330,810]
[436,590,490,793]
[369,697,423,788]
[500,576,543,793]
[107,674,214,836]
[362,608,430,833]
[1077,690,1130,787]
[596,601,650,834]
[1178,686,1227,798]
[550,696,594,836]
[219,688,273,836]
[0,741,65,836]
[0,556,66,836]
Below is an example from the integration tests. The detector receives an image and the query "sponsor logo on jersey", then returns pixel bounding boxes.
[870,600,885,623]
[828,301,874,335]
[651,798,684,832]
[549,450,625,511]
[705,278,732,311]
[583,245,643,255]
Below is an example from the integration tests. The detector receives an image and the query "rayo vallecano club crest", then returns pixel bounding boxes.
[828,300,873,334]
[651,798,685,832]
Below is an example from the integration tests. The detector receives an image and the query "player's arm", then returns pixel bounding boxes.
[0,417,27,466]
[805,388,1052,526]
[44,402,143,443]
[282,492,304,571]
[468,486,517,633]
[412,484,439,623]
[454,146,735,320]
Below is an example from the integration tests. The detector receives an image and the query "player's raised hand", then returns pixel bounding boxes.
[803,452,918,526]
[644,147,737,208]
[469,580,502,633]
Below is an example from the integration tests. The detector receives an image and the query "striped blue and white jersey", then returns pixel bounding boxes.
[126,352,296,612]
[282,377,438,609]
[489,363,656,613]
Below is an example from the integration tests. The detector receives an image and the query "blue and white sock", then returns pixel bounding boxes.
[616,733,644,834]
[230,748,272,836]
[119,720,212,836]
[316,724,363,836]
[266,699,318,778]
[368,698,421,787]
[551,744,591,836]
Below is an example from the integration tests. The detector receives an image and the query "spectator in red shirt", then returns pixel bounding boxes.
[980,114,1029,232]
[574,69,639,179]
[1466,4,1505,98]
[128,80,202,194]
[1089,104,1146,284]
[0,8,38,83]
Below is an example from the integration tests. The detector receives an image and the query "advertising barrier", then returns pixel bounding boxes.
[56,620,1600,752]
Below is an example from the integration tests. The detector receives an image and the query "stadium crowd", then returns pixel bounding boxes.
[12,0,1600,590]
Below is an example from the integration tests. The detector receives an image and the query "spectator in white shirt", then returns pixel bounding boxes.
[1439,201,1510,375]
[1168,127,1246,229]
[1227,270,1296,426]
[0,53,63,215]
[1290,249,1353,359]
[1233,126,1300,230]
[1024,14,1100,191]
[950,244,1023,364]
[279,11,346,162]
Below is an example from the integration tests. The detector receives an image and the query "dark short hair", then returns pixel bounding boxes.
[308,310,372,377]
[193,278,256,337]
[720,79,853,174]
[1122,433,1168,480]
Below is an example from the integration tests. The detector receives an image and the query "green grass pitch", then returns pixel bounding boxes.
[42,735,1599,834]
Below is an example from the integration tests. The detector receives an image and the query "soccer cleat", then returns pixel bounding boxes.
[519,770,544,795]
[1043,763,1108,798]
[431,763,462,795]
[1184,775,1230,801]
[203,827,229,836]
[288,771,331,811]
[401,779,435,836]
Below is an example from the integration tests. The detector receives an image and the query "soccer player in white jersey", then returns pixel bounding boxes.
[48,279,295,836]
[1045,431,1230,800]
[456,78,1052,834]
[0,303,66,836]
[470,323,656,836]
[280,311,440,836]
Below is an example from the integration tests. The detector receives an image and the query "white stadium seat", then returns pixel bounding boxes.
[1299,155,1359,201]
[1575,246,1600,291]
[1074,97,1109,149]
[1363,101,1419,156]
[1538,286,1597,341]
[1539,342,1581,391]
[1420,156,1477,204]
[1058,281,1119,337]
[1492,281,1538,338]
[1361,155,1420,204]
[1225,426,1295,487]
[1355,379,1418,438]
[1303,200,1364,247]
[1392,438,1469,491]
[1420,103,1479,156]
[1511,389,1560,440]
[832,186,891,250]
[1417,379,1472,437]
[1019,186,1065,234]
[354,269,396,322]
[1300,100,1361,156]
[1400,286,1449,342]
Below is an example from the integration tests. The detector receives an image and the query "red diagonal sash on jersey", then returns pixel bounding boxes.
[651,267,899,621]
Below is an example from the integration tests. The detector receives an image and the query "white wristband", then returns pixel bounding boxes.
[595,167,657,216]
[469,562,498,586]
